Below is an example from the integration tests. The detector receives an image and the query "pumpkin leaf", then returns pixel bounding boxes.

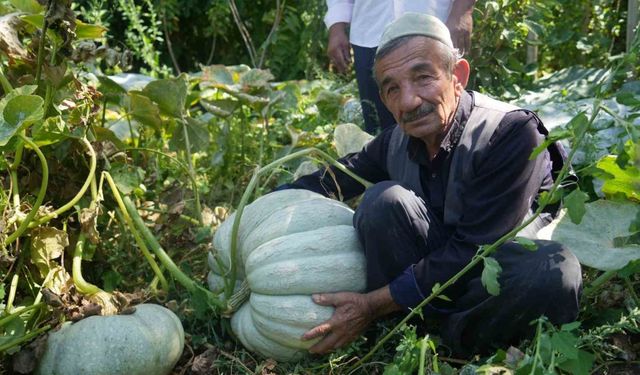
[109,163,145,195]
[75,20,106,40]
[201,65,235,86]
[97,75,127,102]
[564,189,589,224]
[0,95,44,146]
[537,200,640,270]
[129,92,162,131]
[30,227,69,279]
[550,331,579,359]
[239,68,274,88]
[31,115,70,146]
[9,0,43,13]
[169,117,210,153]
[142,74,188,118]
[334,123,373,157]
[557,349,595,375]
[481,256,502,296]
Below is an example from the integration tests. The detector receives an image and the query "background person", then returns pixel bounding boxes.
[325,0,476,134]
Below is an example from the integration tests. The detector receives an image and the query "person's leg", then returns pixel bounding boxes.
[352,45,396,134]
[440,240,583,357]
[353,181,451,291]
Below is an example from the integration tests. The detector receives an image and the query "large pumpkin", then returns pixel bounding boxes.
[209,190,366,361]
[37,304,184,375]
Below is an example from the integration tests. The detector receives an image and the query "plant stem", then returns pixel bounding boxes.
[583,269,618,297]
[0,324,51,352]
[9,136,25,211]
[0,63,13,93]
[120,193,226,309]
[102,172,170,292]
[180,117,203,224]
[35,0,54,85]
[225,148,373,297]
[72,233,101,295]
[30,137,96,227]
[530,318,544,375]
[5,274,19,313]
[0,303,43,328]
[5,136,49,246]
[418,336,429,375]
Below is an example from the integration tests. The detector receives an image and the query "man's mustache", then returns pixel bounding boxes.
[401,102,435,123]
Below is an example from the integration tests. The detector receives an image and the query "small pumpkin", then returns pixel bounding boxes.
[209,190,366,361]
[37,303,184,375]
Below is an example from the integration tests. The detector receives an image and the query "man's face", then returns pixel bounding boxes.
[375,37,467,143]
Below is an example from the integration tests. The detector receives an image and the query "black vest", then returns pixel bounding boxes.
[385,92,567,227]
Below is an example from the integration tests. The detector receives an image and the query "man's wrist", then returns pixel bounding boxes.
[365,285,402,320]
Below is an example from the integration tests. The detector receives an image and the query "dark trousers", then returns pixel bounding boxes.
[353,181,583,356]
[352,45,396,134]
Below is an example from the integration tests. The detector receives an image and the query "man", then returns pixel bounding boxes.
[283,13,582,356]
[326,0,476,134]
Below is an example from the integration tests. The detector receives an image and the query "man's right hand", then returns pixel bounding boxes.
[327,22,351,74]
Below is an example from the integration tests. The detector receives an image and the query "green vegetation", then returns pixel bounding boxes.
[0,0,638,374]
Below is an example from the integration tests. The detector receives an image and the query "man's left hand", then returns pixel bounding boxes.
[301,292,373,354]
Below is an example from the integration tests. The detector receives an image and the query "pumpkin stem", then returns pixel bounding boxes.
[224,280,251,316]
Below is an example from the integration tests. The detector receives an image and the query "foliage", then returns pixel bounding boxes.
[0,1,638,374]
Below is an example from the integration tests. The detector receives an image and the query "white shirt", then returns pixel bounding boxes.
[325,0,454,48]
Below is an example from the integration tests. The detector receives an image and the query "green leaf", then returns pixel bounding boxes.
[529,139,553,160]
[537,200,640,271]
[97,75,127,102]
[616,91,640,107]
[129,92,162,130]
[0,283,4,301]
[514,236,538,251]
[557,349,595,375]
[564,189,589,224]
[201,65,235,86]
[9,0,43,13]
[30,227,69,279]
[109,163,145,195]
[169,118,210,153]
[0,95,44,145]
[334,123,373,157]
[93,126,126,150]
[567,112,589,136]
[142,74,188,118]
[560,321,581,331]
[550,331,579,359]
[481,257,502,296]
[75,20,107,39]
[239,68,274,88]
[596,155,640,201]
[101,270,122,292]
[200,99,236,117]
[31,116,70,146]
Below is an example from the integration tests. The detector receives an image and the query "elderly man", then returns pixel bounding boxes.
[282,13,582,356]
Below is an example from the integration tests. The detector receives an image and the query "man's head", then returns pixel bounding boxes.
[373,13,470,145]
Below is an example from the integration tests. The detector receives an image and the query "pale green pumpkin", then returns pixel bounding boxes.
[209,190,366,361]
[37,304,184,375]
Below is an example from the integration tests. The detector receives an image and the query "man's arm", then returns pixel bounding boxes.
[301,286,401,354]
[446,0,477,53]
[324,0,354,73]
[278,126,394,200]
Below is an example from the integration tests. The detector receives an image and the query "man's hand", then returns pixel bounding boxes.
[327,22,351,74]
[302,286,401,354]
[446,0,476,54]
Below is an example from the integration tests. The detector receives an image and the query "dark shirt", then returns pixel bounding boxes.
[281,91,555,309]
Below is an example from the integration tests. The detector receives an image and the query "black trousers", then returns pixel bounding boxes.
[353,181,583,356]
[352,45,396,134]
